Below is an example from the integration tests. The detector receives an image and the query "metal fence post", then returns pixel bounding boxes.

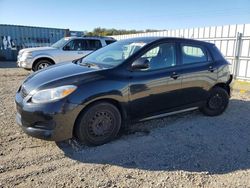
[233,32,243,79]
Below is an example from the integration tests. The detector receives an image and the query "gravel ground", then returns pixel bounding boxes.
[0,67,250,188]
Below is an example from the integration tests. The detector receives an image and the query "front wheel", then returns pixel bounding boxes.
[33,59,53,71]
[200,87,229,116]
[74,102,121,146]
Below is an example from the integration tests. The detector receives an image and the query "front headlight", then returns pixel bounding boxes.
[31,85,77,104]
[22,52,33,58]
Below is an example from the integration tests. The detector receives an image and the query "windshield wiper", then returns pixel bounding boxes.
[73,58,83,64]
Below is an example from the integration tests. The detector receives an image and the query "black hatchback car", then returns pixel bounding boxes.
[15,37,233,146]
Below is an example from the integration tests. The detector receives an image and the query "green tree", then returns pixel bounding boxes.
[85,28,162,36]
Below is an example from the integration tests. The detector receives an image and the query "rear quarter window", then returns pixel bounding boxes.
[181,44,208,64]
[105,40,116,45]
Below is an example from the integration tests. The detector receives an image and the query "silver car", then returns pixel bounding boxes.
[17,36,116,71]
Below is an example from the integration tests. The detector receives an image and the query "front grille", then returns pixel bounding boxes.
[20,86,28,98]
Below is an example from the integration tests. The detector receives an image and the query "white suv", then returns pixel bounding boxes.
[17,36,116,71]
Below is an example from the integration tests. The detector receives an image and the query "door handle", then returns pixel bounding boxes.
[170,72,179,80]
[78,52,84,54]
[208,66,215,72]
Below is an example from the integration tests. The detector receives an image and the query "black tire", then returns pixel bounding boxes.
[200,87,229,116]
[33,59,53,71]
[74,102,121,146]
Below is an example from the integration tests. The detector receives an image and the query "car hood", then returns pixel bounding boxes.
[19,47,56,54]
[22,62,105,94]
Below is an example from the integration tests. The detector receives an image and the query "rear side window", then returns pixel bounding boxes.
[105,40,116,45]
[181,44,207,64]
[85,39,102,50]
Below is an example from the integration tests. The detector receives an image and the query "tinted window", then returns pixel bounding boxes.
[63,39,84,51]
[85,39,102,50]
[181,45,207,64]
[105,40,116,45]
[137,43,176,71]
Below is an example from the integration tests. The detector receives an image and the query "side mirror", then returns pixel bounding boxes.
[131,58,149,70]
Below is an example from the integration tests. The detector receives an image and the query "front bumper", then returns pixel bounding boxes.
[17,55,33,69]
[15,91,82,141]
[16,112,56,140]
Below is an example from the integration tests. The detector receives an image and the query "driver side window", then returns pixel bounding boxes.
[137,43,176,71]
[63,39,84,51]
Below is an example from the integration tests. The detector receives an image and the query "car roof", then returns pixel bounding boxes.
[121,37,214,46]
[65,36,116,40]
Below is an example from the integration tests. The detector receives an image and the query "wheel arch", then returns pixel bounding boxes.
[32,57,55,71]
[213,82,230,96]
[73,98,128,136]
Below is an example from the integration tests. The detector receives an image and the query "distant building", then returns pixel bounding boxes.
[0,24,84,60]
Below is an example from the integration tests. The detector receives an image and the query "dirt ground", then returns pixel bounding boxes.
[0,66,250,188]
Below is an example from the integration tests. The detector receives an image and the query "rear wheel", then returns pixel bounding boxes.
[200,87,229,116]
[33,59,53,71]
[74,102,121,146]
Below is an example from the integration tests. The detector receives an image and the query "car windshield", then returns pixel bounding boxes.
[80,39,153,68]
[51,38,70,48]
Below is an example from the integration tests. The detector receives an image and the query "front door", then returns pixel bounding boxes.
[128,42,182,120]
[61,39,91,62]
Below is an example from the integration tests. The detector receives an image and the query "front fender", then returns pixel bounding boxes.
[32,54,57,65]
[69,79,130,122]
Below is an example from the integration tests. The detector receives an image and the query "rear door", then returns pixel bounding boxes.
[85,39,102,52]
[179,43,217,105]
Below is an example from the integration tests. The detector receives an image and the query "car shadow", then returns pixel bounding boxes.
[57,98,250,175]
[0,61,18,68]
